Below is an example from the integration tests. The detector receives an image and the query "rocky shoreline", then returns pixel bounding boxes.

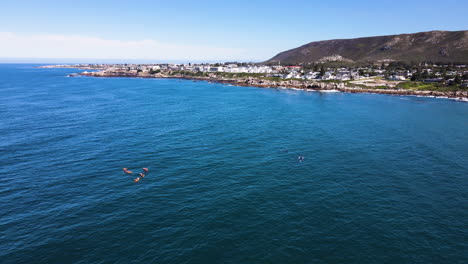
[78,70,468,101]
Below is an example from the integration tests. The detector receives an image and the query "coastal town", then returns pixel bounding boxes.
[42,61,468,100]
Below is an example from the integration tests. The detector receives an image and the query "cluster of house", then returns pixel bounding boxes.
[271,69,361,81]
[89,63,275,74]
[386,67,467,84]
[194,64,276,73]
[76,63,467,83]
[92,63,368,81]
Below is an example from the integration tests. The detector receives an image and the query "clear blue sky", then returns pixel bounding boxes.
[0,0,467,62]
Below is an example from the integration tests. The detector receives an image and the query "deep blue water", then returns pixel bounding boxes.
[1,64,467,263]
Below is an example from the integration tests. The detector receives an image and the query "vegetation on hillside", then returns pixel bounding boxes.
[266,30,468,64]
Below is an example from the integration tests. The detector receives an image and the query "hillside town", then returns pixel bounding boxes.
[46,62,468,88]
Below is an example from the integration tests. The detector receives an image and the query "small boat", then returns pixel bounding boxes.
[139,173,145,178]
[142,168,149,172]
[134,177,140,183]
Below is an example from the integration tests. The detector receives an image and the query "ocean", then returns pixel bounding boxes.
[1,64,467,263]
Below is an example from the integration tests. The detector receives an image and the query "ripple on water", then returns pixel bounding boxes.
[0,65,467,263]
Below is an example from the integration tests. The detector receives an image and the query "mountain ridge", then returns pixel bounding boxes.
[265,30,468,64]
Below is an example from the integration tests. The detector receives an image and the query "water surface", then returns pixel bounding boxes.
[1,64,467,263]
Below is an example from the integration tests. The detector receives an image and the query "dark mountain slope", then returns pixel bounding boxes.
[266,30,468,64]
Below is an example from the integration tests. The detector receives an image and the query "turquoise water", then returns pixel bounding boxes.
[1,64,467,263]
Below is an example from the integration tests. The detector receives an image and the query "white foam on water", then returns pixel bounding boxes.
[319,90,341,93]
